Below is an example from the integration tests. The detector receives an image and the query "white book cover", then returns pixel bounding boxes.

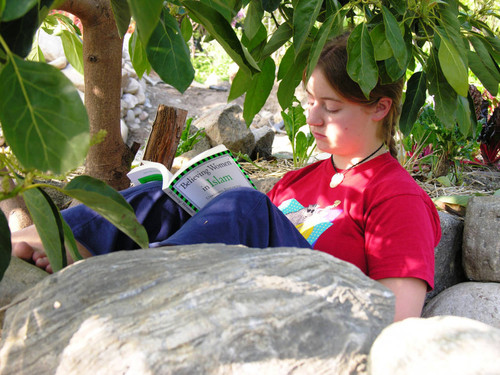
[127,145,256,215]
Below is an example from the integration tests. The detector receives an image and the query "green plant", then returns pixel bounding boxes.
[282,98,316,168]
[403,103,481,182]
[176,118,206,156]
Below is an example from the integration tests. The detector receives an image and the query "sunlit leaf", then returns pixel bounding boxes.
[293,0,323,55]
[455,95,471,136]
[0,210,11,281]
[400,71,427,136]
[467,50,498,96]
[63,175,149,249]
[382,6,407,69]
[243,57,275,125]
[437,33,468,97]
[244,0,263,40]
[182,0,260,76]
[111,0,131,38]
[200,0,235,22]
[59,30,83,75]
[129,29,150,79]
[306,8,343,81]
[180,16,193,42]
[62,218,82,262]
[0,56,89,174]
[228,68,250,101]
[146,10,194,93]
[427,49,457,128]
[127,0,163,45]
[23,187,66,272]
[278,47,310,110]
[347,24,378,98]
[261,22,293,60]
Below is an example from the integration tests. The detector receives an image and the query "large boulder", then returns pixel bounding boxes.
[368,316,500,375]
[462,196,500,282]
[0,244,394,375]
[194,104,255,156]
[422,282,500,328]
[426,211,466,302]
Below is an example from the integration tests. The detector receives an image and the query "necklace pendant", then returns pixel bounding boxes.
[330,173,344,188]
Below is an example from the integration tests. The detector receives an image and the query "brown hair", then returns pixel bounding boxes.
[307,33,404,158]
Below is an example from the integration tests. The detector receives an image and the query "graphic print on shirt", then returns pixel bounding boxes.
[278,198,342,246]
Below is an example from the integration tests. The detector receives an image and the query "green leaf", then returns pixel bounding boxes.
[2,0,38,21]
[455,95,471,136]
[0,56,90,174]
[305,8,343,81]
[182,0,260,76]
[200,0,235,22]
[400,71,427,136]
[244,0,263,41]
[146,10,194,93]
[370,24,392,61]
[381,6,407,69]
[262,0,280,12]
[277,47,310,110]
[468,35,500,81]
[127,0,163,45]
[0,210,11,281]
[228,68,250,101]
[293,0,323,55]
[347,23,378,98]
[427,49,457,128]
[437,33,469,97]
[0,0,5,19]
[433,195,470,207]
[129,29,150,79]
[59,30,84,75]
[111,0,131,38]
[63,176,149,249]
[243,57,276,125]
[62,218,82,262]
[261,22,293,60]
[467,50,499,96]
[180,16,193,42]
[23,187,66,272]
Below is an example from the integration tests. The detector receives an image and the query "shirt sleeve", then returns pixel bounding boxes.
[363,193,440,290]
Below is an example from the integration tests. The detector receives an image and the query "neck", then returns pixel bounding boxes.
[332,143,386,170]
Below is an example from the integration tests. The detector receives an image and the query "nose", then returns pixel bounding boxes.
[306,103,323,127]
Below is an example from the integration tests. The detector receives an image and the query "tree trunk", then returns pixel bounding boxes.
[59,0,133,190]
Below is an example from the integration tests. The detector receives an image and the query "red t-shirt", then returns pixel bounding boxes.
[267,153,441,289]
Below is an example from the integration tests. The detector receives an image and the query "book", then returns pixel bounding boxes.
[127,145,257,216]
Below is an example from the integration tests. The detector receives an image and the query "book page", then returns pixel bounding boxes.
[167,150,255,214]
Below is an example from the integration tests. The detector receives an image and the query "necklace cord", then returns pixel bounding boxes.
[331,143,385,173]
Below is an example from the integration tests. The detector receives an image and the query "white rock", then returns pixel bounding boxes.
[122,93,138,110]
[121,98,131,111]
[120,120,128,143]
[125,78,141,94]
[134,118,140,124]
[61,64,85,91]
[48,56,68,70]
[125,109,135,123]
[139,111,149,121]
[133,106,143,116]
[38,29,65,62]
[121,68,130,88]
[135,89,146,105]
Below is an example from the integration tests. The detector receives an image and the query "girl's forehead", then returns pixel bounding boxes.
[306,70,342,101]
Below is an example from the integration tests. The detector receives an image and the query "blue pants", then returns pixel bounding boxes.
[61,181,311,255]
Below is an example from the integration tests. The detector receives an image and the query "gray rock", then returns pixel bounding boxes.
[368,316,500,375]
[0,257,48,328]
[195,104,255,156]
[426,212,466,302]
[463,196,500,282]
[422,282,500,328]
[0,245,394,375]
[254,177,281,194]
[251,126,275,159]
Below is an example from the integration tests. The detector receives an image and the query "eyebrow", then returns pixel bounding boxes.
[305,88,342,102]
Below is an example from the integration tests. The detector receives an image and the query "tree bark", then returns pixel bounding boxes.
[59,0,132,190]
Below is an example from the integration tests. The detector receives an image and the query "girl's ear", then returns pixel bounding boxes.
[372,97,392,121]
